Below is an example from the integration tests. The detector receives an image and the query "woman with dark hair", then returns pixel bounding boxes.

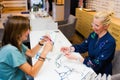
[0,16,53,80]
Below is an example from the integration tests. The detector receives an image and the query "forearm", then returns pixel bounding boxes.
[72,41,88,53]
[29,51,47,77]
[30,58,44,77]
[83,57,103,72]
[29,36,52,57]
[21,39,53,77]
[26,41,44,57]
[20,51,47,77]
[30,44,42,57]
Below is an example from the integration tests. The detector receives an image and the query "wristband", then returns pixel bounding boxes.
[38,56,45,61]
[38,42,44,46]
[70,46,74,52]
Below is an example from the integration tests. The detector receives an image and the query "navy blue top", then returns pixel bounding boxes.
[73,32,116,75]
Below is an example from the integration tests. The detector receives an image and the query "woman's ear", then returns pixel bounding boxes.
[104,24,109,30]
[17,34,22,41]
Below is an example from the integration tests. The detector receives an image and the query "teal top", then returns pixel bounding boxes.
[0,44,28,80]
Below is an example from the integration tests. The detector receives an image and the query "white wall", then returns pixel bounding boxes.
[86,0,120,18]
[52,3,64,21]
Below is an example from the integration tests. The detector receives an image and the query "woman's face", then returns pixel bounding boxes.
[91,18,106,35]
[20,29,30,42]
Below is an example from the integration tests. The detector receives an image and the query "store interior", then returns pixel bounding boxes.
[0,0,120,80]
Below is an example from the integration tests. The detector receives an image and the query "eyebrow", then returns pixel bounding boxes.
[91,23,100,27]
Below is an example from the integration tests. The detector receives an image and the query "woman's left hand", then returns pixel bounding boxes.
[64,52,84,63]
[64,52,78,60]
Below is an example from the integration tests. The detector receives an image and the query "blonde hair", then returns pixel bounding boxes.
[94,11,113,26]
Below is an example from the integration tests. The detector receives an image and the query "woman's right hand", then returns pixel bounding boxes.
[40,35,52,44]
[40,41,53,58]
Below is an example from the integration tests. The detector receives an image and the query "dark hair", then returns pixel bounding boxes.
[2,16,30,51]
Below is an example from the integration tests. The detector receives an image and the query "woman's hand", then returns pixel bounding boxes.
[40,40,53,58]
[61,46,77,60]
[64,52,78,60]
[43,35,51,41]
[40,35,52,44]
[61,47,70,53]
[64,52,84,63]
[61,46,84,63]
[61,46,75,53]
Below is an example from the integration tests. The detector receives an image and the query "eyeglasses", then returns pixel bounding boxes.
[91,23,101,27]
[54,66,73,80]
[55,54,63,68]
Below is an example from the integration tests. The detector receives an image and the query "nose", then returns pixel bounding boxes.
[91,23,97,31]
[91,23,99,28]
[91,23,95,28]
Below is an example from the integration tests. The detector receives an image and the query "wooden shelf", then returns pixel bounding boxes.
[2,0,27,13]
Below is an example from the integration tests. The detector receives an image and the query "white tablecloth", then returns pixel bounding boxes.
[30,12,58,31]
[30,30,97,80]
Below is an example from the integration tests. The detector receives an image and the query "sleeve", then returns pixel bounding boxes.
[83,40,116,72]
[21,44,28,54]
[73,33,92,53]
[7,50,27,68]
[4,46,27,68]
[73,40,88,53]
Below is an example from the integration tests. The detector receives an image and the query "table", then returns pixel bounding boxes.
[30,11,58,31]
[30,30,97,80]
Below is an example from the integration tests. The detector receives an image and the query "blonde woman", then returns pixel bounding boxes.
[61,11,116,75]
